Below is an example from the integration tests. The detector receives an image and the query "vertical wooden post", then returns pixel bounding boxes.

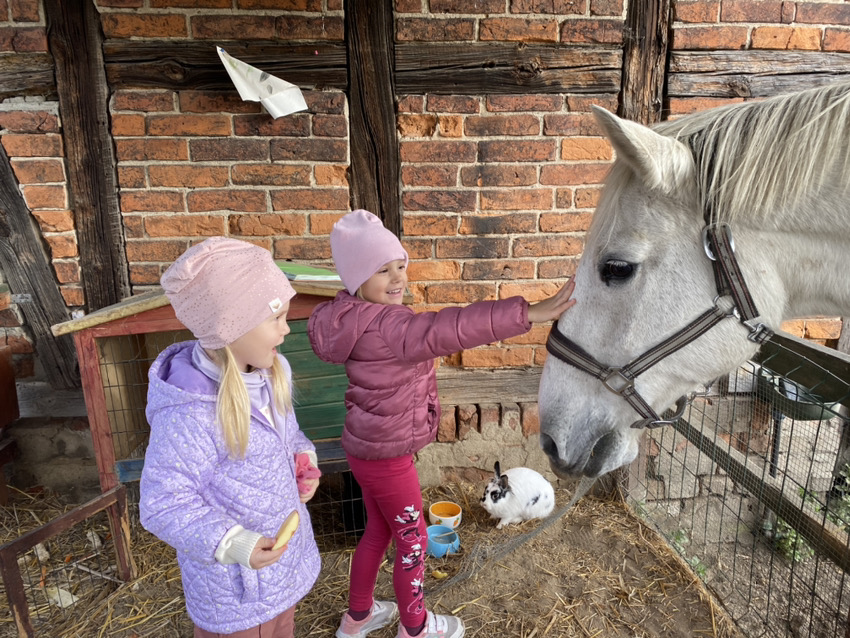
[619,0,672,125]
[345,0,402,236]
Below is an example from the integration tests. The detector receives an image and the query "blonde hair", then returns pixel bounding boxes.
[212,346,293,459]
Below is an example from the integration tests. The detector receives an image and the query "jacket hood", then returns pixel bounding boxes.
[308,291,390,364]
[146,341,217,422]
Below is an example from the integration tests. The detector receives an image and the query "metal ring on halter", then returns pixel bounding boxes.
[702,223,735,261]
[634,395,689,429]
[713,295,738,319]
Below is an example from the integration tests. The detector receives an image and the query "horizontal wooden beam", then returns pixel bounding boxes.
[396,43,621,94]
[436,368,541,406]
[103,40,348,90]
[0,53,55,100]
[668,51,850,98]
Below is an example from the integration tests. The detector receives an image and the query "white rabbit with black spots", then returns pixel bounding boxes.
[479,461,555,529]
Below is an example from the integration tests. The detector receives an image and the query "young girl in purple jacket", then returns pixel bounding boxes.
[308,210,575,638]
[140,237,322,637]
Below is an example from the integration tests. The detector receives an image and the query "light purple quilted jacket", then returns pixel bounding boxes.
[308,291,530,460]
[140,342,320,633]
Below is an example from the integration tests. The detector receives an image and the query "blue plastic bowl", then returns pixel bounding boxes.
[426,524,460,558]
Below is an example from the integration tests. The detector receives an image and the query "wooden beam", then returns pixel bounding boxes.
[0,53,55,100]
[618,0,671,123]
[44,0,129,313]
[396,44,621,95]
[0,144,78,389]
[103,40,348,90]
[345,0,400,234]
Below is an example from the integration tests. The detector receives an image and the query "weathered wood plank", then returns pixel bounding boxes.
[16,382,87,418]
[436,368,541,405]
[0,53,55,99]
[45,0,129,312]
[0,144,78,389]
[619,0,671,123]
[346,0,401,234]
[103,40,348,90]
[396,43,621,94]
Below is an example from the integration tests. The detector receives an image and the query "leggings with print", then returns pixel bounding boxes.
[346,454,427,628]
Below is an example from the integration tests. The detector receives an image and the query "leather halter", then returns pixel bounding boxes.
[545,223,773,430]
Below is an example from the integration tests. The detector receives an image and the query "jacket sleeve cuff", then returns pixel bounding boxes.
[214,524,263,569]
[300,449,318,468]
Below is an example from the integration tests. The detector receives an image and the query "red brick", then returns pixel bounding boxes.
[312,114,348,137]
[190,15,275,39]
[521,402,541,435]
[113,90,175,112]
[480,18,559,42]
[31,210,74,232]
[437,406,457,442]
[543,113,600,136]
[398,95,425,113]
[462,260,535,280]
[459,212,539,235]
[0,27,47,52]
[500,280,566,301]
[540,212,592,232]
[465,115,540,136]
[192,138,268,161]
[22,184,65,209]
[149,165,229,188]
[115,138,188,161]
[439,116,463,137]
[231,164,311,186]
[426,282,496,303]
[398,114,438,138]
[504,323,549,345]
[236,0,322,8]
[11,158,64,183]
[538,257,579,279]
[540,163,610,185]
[402,165,459,187]
[6,331,34,354]
[561,18,623,44]
[486,94,563,112]
[513,236,583,257]
[45,234,77,258]
[403,214,459,236]
[0,308,22,328]
[2,133,62,157]
[274,16,344,40]
[233,114,309,137]
[803,318,842,340]
[0,111,59,133]
[145,214,226,237]
[461,347,533,367]
[271,139,346,162]
[126,240,188,262]
[566,94,618,112]
[272,237,332,260]
[187,190,266,213]
[314,165,349,186]
[147,114,231,136]
[751,26,821,50]
[271,188,349,211]
[561,137,612,160]
[480,188,552,211]
[10,0,39,21]
[53,261,81,284]
[779,319,804,337]
[111,113,146,137]
[398,17,476,41]
[824,28,850,52]
[672,26,749,49]
[590,0,623,16]
[720,0,782,22]
[510,0,585,13]
[408,259,461,281]
[229,213,307,236]
[308,212,346,234]
[101,14,188,38]
[121,190,185,213]
[118,166,146,188]
[674,1,720,23]
[555,188,573,208]
[122,215,144,239]
[575,187,602,208]
[180,91,261,114]
[150,0,230,6]
[460,164,537,187]
[668,96,745,114]
[396,0,422,11]
[426,95,480,113]
[304,91,346,114]
[436,237,510,258]
[129,263,163,285]
[796,3,850,25]
[403,238,434,260]
[431,0,503,11]
[400,140,476,162]
[478,139,555,162]
[402,190,476,212]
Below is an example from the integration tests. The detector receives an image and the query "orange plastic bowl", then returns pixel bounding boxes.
[428,501,462,529]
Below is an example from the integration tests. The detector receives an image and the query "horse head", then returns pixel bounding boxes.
[538,83,850,479]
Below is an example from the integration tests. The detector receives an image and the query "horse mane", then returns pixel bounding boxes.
[653,81,850,225]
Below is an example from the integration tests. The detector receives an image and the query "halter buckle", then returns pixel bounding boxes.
[602,368,634,396]
[744,320,773,344]
[702,223,735,261]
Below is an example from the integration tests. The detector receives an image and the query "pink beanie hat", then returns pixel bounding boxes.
[161,237,295,349]
[330,210,408,295]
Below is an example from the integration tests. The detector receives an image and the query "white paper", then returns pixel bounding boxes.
[216,46,308,119]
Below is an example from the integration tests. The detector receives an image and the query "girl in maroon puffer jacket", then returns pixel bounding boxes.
[308,210,575,638]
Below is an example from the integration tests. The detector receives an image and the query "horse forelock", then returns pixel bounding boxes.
[653,81,850,226]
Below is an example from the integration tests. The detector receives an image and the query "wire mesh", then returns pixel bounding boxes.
[628,340,850,638]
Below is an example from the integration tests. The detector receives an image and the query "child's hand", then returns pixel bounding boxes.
[299,477,319,503]
[249,536,287,569]
[527,277,576,323]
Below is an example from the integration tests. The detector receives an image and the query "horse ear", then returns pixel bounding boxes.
[591,106,693,195]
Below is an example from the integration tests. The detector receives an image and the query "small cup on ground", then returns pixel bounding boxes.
[426,524,460,558]
[428,501,462,529]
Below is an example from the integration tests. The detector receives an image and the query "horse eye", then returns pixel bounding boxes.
[600,260,635,285]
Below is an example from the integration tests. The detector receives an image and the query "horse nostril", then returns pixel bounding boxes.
[540,433,559,460]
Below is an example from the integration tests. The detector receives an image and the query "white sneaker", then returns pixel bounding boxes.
[336,600,399,638]
[394,611,465,638]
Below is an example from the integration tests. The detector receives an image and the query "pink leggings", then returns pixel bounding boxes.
[346,454,427,628]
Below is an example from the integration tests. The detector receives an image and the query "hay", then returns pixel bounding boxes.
[0,482,744,638]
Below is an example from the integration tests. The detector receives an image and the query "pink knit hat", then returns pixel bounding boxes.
[161,237,295,349]
[330,210,408,295]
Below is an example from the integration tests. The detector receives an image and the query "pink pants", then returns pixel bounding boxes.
[193,606,295,637]
[346,454,428,629]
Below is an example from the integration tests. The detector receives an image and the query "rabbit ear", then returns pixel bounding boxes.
[494,461,501,478]
[499,473,509,491]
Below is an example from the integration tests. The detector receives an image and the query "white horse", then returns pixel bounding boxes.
[538,81,850,479]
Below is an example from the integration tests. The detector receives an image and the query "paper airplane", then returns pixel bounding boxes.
[216,47,308,119]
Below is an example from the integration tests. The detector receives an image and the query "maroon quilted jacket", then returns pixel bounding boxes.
[307,291,530,460]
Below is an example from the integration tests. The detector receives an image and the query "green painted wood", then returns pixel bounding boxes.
[279,320,348,441]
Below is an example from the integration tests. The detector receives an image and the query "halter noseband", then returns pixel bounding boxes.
[545,223,773,430]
